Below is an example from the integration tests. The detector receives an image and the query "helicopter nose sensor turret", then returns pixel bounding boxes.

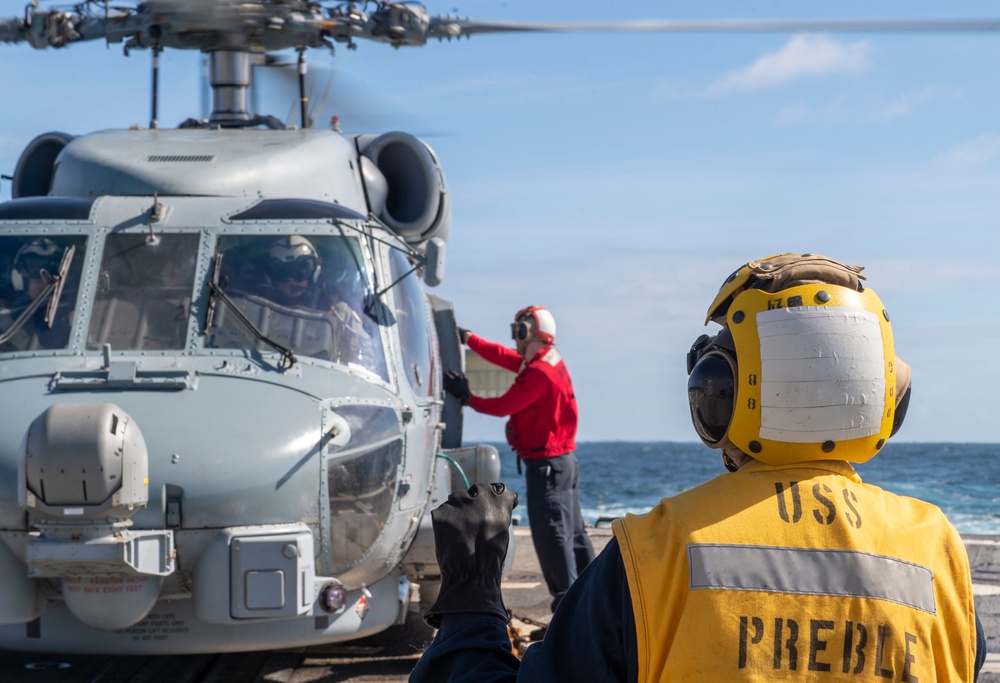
[19,404,174,630]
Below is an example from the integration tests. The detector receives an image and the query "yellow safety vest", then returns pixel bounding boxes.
[612,459,976,682]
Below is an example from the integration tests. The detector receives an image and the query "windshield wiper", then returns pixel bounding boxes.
[45,244,75,328]
[0,245,74,347]
[204,253,297,369]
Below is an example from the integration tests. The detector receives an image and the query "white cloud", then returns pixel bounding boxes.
[875,88,937,121]
[775,96,849,125]
[938,132,1000,168]
[775,87,946,126]
[709,34,871,96]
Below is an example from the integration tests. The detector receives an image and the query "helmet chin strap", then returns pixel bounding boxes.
[722,448,754,472]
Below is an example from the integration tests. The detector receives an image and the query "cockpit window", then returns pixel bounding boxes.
[87,233,199,350]
[0,235,87,352]
[389,249,434,396]
[205,234,387,379]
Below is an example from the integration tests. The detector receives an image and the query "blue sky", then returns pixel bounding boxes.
[2,1,1000,442]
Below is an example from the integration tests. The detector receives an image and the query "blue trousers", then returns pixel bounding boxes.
[523,452,595,611]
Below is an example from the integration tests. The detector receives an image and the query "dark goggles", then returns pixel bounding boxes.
[686,331,737,446]
[17,256,57,280]
[511,316,531,341]
[266,257,317,282]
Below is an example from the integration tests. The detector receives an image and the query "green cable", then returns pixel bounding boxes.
[435,452,471,489]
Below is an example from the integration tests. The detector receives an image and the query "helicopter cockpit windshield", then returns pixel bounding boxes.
[0,235,87,353]
[88,233,200,351]
[205,234,388,379]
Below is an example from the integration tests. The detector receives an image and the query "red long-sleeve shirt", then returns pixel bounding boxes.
[466,334,577,459]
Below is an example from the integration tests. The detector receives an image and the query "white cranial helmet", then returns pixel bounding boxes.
[512,305,556,344]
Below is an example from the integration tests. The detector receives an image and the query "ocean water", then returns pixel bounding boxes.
[492,442,1000,535]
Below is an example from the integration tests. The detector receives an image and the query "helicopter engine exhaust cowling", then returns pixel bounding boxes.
[358,132,451,246]
[12,132,75,199]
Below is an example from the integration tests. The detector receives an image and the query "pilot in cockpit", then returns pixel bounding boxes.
[11,237,61,305]
[262,236,377,367]
[0,237,72,350]
[264,235,325,309]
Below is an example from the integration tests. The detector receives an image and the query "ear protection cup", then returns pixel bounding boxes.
[10,268,24,292]
[512,305,556,344]
[515,319,531,341]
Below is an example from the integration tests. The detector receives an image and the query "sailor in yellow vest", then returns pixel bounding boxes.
[410,253,986,682]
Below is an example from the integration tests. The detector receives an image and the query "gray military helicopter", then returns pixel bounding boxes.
[0,0,495,655]
[0,0,995,656]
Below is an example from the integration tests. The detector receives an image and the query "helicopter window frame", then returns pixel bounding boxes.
[86,231,202,352]
[202,224,391,380]
[386,248,436,399]
[227,199,367,223]
[0,228,91,356]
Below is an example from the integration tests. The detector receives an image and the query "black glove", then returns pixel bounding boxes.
[458,327,472,345]
[443,370,472,405]
[424,483,518,629]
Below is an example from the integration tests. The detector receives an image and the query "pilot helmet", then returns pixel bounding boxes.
[12,237,61,292]
[511,305,556,344]
[686,253,911,466]
[266,236,321,284]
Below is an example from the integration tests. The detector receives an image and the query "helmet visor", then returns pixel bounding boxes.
[267,257,318,282]
[17,254,58,281]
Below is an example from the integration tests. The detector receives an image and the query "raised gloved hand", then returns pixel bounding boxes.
[443,370,472,405]
[424,483,518,629]
[458,327,472,344]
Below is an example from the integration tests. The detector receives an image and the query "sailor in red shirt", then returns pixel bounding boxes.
[444,306,595,611]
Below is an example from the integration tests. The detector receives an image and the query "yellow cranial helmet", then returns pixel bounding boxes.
[686,253,911,465]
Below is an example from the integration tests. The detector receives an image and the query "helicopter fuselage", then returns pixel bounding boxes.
[0,126,489,653]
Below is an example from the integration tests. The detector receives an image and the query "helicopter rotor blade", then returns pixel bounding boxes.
[252,49,432,133]
[253,52,332,128]
[4,4,1000,52]
[428,18,1000,41]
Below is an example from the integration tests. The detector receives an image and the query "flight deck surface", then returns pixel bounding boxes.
[1,528,997,682]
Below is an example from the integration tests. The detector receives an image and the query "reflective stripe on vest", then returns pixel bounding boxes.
[541,347,562,367]
[687,544,936,614]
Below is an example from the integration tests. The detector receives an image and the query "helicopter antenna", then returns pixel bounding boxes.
[199,53,209,120]
[297,48,308,128]
[150,43,162,129]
